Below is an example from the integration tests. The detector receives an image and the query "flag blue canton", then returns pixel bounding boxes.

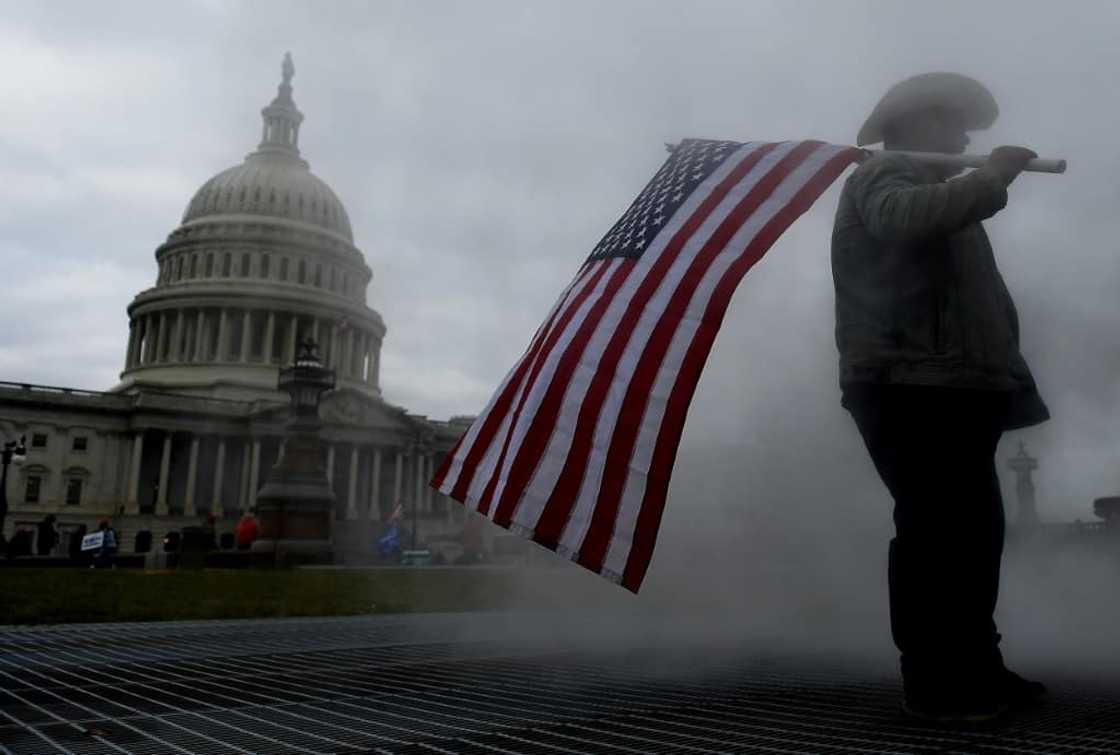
[587,139,742,262]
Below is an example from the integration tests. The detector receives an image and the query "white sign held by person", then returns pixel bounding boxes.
[81,531,104,552]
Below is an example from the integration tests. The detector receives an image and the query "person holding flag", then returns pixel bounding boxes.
[375,501,403,560]
[433,66,1062,724]
[833,72,1050,722]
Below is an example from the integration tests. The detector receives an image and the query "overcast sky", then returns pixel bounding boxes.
[1,0,1118,523]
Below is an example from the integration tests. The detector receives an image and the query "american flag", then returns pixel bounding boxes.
[432,139,862,592]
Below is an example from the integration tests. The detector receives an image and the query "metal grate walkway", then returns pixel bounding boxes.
[2,614,1119,754]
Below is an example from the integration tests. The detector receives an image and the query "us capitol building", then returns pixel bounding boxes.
[0,55,474,559]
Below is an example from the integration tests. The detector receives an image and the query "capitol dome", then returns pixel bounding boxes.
[180,52,353,241]
[114,53,385,403]
[182,156,353,241]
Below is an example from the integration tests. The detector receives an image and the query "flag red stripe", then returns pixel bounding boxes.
[620,148,861,590]
[574,142,822,572]
[488,259,637,526]
[475,260,619,516]
[444,262,596,501]
[514,145,780,542]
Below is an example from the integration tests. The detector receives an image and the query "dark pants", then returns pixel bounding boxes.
[843,383,1009,695]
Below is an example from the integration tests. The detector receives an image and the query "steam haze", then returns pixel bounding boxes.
[2,0,1119,669]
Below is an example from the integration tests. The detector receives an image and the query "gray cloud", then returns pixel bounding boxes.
[1,0,1118,538]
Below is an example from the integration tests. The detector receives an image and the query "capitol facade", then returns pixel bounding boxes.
[0,56,470,559]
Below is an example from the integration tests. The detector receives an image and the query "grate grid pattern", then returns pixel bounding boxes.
[2,614,1119,754]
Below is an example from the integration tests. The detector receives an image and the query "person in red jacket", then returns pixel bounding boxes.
[234,510,259,551]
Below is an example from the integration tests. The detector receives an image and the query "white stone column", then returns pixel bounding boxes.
[238,440,251,510]
[287,315,299,363]
[239,310,252,362]
[425,454,434,512]
[133,319,145,367]
[193,310,206,362]
[264,312,276,363]
[211,438,226,515]
[149,314,160,363]
[248,439,261,510]
[355,333,366,381]
[126,430,144,514]
[393,449,403,508]
[180,309,191,361]
[136,317,145,364]
[125,321,139,369]
[414,452,424,519]
[180,311,192,362]
[156,313,169,363]
[139,315,151,363]
[184,435,200,516]
[368,447,382,522]
[156,433,172,515]
[326,443,335,484]
[170,309,183,362]
[134,320,144,367]
[347,329,357,377]
[346,445,359,520]
[330,322,341,370]
[217,308,229,362]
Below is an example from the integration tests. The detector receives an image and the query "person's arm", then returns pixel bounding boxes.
[851,156,1008,244]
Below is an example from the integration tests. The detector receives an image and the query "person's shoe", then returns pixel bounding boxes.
[901,690,1009,724]
[995,668,1046,708]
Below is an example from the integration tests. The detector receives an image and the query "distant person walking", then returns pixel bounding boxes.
[92,520,117,569]
[69,524,87,560]
[234,510,259,551]
[36,514,59,556]
[833,73,1050,722]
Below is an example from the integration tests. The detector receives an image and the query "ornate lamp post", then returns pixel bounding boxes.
[0,435,28,546]
[252,339,337,565]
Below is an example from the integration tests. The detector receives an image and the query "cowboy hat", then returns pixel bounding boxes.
[857,72,999,146]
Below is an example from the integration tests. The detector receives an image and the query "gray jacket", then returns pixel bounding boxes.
[831,153,1049,430]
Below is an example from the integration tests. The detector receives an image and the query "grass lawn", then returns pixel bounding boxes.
[0,567,532,625]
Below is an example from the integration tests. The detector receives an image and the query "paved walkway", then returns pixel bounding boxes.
[1,614,1118,754]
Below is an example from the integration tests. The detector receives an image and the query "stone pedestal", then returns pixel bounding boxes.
[252,438,335,566]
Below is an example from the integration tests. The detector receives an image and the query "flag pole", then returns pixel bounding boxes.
[866,149,1066,175]
[663,143,1066,174]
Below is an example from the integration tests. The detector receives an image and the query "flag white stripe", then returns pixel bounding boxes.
[503,143,778,535]
[444,143,761,509]
[543,143,810,555]
[434,138,861,592]
[438,262,600,496]
[600,143,847,577]
[469,258,623,510]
